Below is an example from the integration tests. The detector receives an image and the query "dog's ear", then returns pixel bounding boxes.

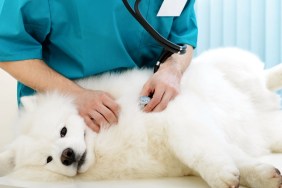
[0,145,16,176]
[20,95,38,111]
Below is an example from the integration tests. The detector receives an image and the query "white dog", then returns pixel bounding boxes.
[1,48,282,188]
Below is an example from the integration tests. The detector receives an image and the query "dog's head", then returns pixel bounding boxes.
[0,92,96,180]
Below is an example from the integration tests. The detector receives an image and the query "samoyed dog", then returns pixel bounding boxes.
[1,48,282,188]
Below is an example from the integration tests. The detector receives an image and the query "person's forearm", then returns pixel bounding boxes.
[158,45,194,75]
[0,59,84,95]
[0,59,120,132]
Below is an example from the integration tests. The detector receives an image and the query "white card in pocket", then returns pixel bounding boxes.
[157,0,188,17]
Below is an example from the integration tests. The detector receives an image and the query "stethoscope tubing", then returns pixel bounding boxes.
[123,0,187,54]
[122,0,188,72]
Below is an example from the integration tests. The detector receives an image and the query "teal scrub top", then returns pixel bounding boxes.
[0,0,198,102]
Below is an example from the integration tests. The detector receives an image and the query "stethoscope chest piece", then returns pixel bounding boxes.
[139,96,151,109]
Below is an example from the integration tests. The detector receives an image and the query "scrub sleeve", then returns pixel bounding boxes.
[0,0,51,99]
[0,0,50,61]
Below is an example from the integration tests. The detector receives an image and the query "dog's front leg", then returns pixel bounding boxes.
[166,118,240,188]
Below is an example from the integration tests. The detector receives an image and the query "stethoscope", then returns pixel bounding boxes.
[122,0,188,73]
[122,0,188,107]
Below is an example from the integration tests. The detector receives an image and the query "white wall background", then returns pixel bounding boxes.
[194,0,282,68]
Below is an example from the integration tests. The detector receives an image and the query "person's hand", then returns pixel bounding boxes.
[74,89,120,133]
[140,64,182,112]
[140,46,193,112]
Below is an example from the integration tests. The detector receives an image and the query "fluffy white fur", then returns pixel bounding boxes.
[1,48,282,188]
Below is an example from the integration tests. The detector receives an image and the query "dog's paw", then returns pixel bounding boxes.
[259,165,282,188]
[205,165,240,188]
[241,163,282,188]
[254,164,282,188]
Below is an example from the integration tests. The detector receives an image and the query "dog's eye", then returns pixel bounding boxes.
[47,156,53,163]
[60,127,67,137]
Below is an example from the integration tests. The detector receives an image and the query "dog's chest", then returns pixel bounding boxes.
[84,123,190,179]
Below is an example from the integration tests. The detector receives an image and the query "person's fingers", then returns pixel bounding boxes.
[89,110,109,127]
[140,82,153,98]
[84,115,100,133]
[102,96,120,120]
[152,91,173,112]
[143,87,165,112]
[97,105,118,125]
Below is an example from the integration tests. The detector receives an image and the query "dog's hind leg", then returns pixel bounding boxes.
[258,111,282,153]
[166,112,282,188]
[265,63,282,91]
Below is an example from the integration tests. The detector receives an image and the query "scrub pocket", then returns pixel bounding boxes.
[138,0,174,48]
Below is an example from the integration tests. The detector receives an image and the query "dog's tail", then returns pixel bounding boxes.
[265,63,282,91]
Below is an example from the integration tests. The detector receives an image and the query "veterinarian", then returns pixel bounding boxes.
[0,0,198,132]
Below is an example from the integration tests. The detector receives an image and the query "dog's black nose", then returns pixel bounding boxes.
[61,148,76,166]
